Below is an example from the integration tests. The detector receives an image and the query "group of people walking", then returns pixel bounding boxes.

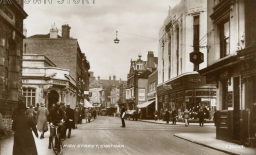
[154,106,209,127]
[74,104,97,126]
[11,100,97,155]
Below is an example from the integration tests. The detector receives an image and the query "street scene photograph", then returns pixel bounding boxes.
[0,0,256,155]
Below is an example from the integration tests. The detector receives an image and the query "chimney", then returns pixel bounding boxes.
[62,24,71,39]
[119,78,121,84]
[50,24,58,38]
[97,76,100,80]
[113,75,116,81]
[109,76,111,80]
[147,51,154,68]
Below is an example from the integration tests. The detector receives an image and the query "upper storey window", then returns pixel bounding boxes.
[219,19,230,58]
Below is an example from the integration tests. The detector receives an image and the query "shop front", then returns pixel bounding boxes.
[157,74,216,118]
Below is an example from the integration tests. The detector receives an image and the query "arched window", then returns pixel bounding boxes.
[22,87,36,107]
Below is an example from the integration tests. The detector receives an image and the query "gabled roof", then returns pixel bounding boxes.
[27,33,62,39]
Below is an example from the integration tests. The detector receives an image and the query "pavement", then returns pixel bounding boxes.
[137,119,256,155]
[0,119,95,155]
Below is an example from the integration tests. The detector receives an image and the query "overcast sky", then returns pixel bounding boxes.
[24,0,181,80]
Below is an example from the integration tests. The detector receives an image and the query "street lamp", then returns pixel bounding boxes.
[114,31,120,44]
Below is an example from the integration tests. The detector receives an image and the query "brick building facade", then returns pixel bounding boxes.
[23,24,90,106]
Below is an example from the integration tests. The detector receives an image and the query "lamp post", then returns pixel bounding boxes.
[114,31,120,44]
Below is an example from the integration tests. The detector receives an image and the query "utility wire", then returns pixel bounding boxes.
[118,31,158,40]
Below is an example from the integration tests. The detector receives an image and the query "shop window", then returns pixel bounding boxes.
[219,19,230,58]
[23,88,36,107]
[221,80,228,110]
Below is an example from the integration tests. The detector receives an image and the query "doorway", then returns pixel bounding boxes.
[48,90,59,110]
[233,77,240,141]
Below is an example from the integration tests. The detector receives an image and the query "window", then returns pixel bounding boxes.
[23,88,36,107]
[168,66,171,79]
[219,19,230,58]
[221,80,228,110]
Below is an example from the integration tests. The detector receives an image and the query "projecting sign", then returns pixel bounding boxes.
[227,91,232,107]
[211,99,216,106]
[138,89,145,101]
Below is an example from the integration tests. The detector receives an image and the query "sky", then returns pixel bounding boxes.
[24,0,181,80]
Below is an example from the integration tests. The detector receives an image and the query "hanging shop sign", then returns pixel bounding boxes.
[211,99,216,106]
[227,91,232,107]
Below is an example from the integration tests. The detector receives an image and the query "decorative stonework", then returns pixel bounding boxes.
[186,7,206,16]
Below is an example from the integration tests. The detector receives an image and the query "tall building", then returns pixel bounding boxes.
[126,51,158,112]
[23,24,90,107]
[118,82,127,110]
[199,0,256,147]
[157,0,216,116]
[0,0,28,137]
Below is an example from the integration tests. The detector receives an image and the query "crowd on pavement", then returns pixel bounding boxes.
[152,105,215,127]
[11,100,97,155]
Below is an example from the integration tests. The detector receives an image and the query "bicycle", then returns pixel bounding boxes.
[50,123,64,155]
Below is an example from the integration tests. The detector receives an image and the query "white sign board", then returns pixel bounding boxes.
[84,91,89,95]
[211,99,216,106]
[138,89,145,101]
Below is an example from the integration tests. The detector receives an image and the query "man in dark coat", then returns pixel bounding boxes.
[172,109,177,125]
[120,106,126,127]
[12,102,38,155]
[79,104,84,124]
[48,102,65,149]
[165,109,170,124]
[65,104,75,138]
[198,108,205,127]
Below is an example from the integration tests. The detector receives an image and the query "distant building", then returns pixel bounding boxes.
[23,24,90,106]
[126,51,158,112]
[89,75,126,109]
[118,82,127,110]
[22,54,77,109]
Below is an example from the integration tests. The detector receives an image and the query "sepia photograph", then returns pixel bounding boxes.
[0,0,256,155]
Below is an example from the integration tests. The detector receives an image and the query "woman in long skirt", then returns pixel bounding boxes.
[74,105,80,128]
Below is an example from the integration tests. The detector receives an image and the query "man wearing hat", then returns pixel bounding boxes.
[65,103,75,138]
[12,101,38,155]
[37,103,49,139]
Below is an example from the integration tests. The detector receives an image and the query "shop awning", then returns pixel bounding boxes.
[84,99,94,107]
[137,100,155,108]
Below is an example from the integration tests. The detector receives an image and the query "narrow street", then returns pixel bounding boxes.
[60,116,227,155]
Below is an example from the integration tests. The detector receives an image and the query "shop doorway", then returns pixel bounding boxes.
[233,77,240,141]
[48,90,59,110]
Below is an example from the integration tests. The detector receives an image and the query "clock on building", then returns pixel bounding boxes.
[190,51,204,64]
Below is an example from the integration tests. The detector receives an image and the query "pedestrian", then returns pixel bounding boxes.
[133,109,138,121]
[48,102,65,149]
[138,109,141,119]
[74,105,80,128]
[34,103,40,123]
[172,109,177,125]
[178,108,181,118]
[12,100,26,121]
[92,108,96,119]
[26,105,36,124]
[84,107,89,123]
[37,103,49,139]
[88,108,92,122]
[154,110,158,121]
[165,109,170,124]
[183,109,190,127]
[120,106,126,127]
[65,103,75,138]
[213,110,217,126]
[12,102,39,155]
[198,108,205,127]
[79,103,84,124]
